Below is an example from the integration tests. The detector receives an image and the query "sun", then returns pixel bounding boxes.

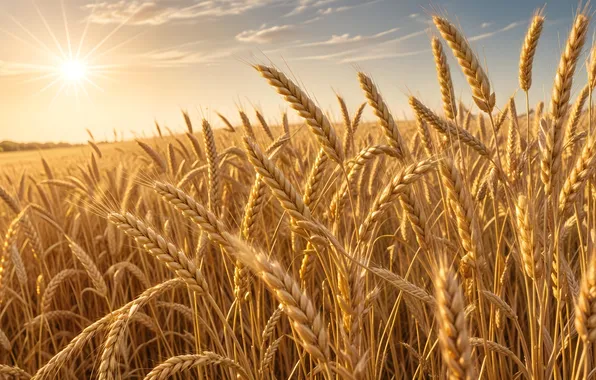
[0,1,141,103]
[60,60,87,82]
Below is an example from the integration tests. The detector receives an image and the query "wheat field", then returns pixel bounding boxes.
[1,7,596,380]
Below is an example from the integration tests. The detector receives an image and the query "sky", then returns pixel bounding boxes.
[0,0,590,143]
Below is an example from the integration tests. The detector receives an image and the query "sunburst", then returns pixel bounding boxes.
[1,0,141,104]
[60,60,87,82]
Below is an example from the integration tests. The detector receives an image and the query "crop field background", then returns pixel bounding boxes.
[2,3,596,380]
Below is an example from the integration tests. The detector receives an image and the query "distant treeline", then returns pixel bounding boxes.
[0,141,77,153]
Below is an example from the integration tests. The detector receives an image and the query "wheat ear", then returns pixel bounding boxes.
[181,109,193,134]
[435,265,474,379]
[217,112,236,132]
[0,185,21,214]
[410,96,491,157]
[256,109,274,140]
[136,141,166,173]
[338,95,353,157]
[66,237,108,297]
[228,234,330,362]
[358,72,409,159]
[559,134,596,214]
[144,352,248,380]
[576,252,596,343]
[240,110,257,142]
[565,84,589,149]
[529,100,543,140]
[243,137,311,222]
[0,365,30,379]
[167,143,176,175]
[329,144,396,218]
[515,195,543,280]
[432,36,457,120]
[31,279,184,380]
[519,10,545,91]
[186,132,204,161]
[359,158,434,244]
[505,96,519,177]
[368,266,435,306]
[237,137,289,299]
[439,159,483,277]
[154,182,331,362]
[548,12,589,192]
[303,149,328,211]
[7,243,26,287]
[255,65,343,164]
[108,212,208,295]
[202,119,220,213]
[282,112,289,135]
[433,15,495,113]
[469,338,528,377]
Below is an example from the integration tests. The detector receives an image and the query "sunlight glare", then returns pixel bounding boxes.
[61,60,86,82]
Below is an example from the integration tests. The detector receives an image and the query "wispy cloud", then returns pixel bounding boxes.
[379,29,427,45]
[408,13,432,25]
[316,0,384,15]
[481,22,493,28]
[469,21,524,42]
[85,2,170,26]
[284,0,322,17]
[236,24,297,44]
[299,27,398,47]
[339,48,430,63]
[303,16,322,24]
[285,0,381,17]
[137,47,239,67]
[292,48,360,61]
[85,0,279,26]
[269,27,427,64]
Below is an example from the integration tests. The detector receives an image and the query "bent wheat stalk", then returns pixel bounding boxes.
[433,15,495,113]
[255,64,344,164]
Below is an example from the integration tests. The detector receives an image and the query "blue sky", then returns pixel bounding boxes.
[0,0,590,142]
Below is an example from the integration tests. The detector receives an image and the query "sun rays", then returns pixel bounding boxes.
[0,0,140,104]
